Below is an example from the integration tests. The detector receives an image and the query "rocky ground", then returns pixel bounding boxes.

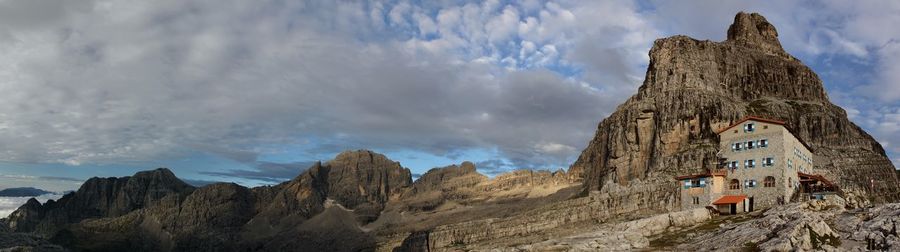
[430,197,900,252]
[648,197,900,251]
[0,224,66,252]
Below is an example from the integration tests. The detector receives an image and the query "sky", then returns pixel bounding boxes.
[0,0,899,192]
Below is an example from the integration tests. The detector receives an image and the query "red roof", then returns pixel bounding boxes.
[712,195,747,205]
[715,116,785,134]
[798,172,835,187]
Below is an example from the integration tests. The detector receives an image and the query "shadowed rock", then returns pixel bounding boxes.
[6,168,195,235]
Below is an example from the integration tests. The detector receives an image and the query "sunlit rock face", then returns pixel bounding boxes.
[571,12,900,202]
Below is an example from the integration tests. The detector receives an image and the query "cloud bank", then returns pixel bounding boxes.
[0,0,897,183]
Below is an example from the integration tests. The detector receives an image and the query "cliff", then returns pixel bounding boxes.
[571,12,900,202]
[6,168,195,234]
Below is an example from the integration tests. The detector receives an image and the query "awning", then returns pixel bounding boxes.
[712,195,747,205]
[798,172,836,187]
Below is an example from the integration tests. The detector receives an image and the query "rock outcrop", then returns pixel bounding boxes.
[377,182,676,251]
[399,162,487,211]
[246,150,413,245]
[324,150,413,219]
[571,12,900,203]
[520,208,711,251]
[669,197,900,251]
[6,168,195,235]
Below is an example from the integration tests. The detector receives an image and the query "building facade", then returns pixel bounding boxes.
[677,117,820,214]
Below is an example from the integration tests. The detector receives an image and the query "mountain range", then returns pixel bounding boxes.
[0,188,53,197]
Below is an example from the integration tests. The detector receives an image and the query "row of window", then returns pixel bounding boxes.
[787,159,808,173]
[793,147,813,164]
[726,157,776,169]
[731,139,769,151]
[728,176,777,189]
[682,178,707,189]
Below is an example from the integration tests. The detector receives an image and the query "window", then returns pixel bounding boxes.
[764,176,775,187]
[733,142,743,151]
[684,178,706,188]
[729,161,738,169]
[788,177,793,188]
[745,179,757,188]
[763,157,775,167]
[759,139,768,147]
[693,197,700,205]
[745,159,756,168]
[746,140,755,150]
[691,178,706,188]
[744,123,755,132]
[730,179,740,190]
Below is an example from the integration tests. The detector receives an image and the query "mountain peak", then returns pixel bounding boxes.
[574,11,899,203]
[726,12,784,54]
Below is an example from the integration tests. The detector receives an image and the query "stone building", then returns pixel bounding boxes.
[677,116,831,215]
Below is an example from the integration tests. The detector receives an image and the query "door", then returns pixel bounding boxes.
[730,204,736,215]
[748,197,754,212]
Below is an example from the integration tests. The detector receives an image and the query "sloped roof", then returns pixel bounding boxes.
[798,172,835,187]
[715,116,785,134]
[674,170,728,180]
[712,195,747,205]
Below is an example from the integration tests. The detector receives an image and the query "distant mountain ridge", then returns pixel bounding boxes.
[0,187,53,197]
[1,150,578,251]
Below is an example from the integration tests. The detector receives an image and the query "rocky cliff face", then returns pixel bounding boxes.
[571,12,900,202]
[248,150,413,237]
[324,150,413,221]
[6,168,195,234]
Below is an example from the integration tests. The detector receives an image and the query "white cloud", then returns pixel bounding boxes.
[414,12,437,36]
[535,142,576,155]
[0,194,63,218]
[388,1,411,27]
[0,0,659,171]
[2,0,895,174]
[485,5,519,42]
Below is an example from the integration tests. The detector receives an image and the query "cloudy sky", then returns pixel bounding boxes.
[0,0,898,191]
